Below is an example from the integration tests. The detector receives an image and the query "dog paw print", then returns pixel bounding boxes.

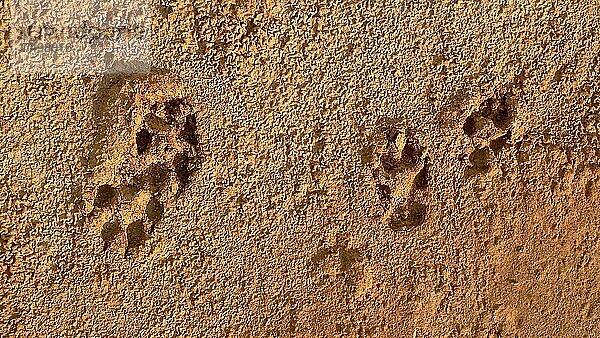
[463,93,512,136]
[462,92,514,177]
[308,233,369,293]
[138,97,200,196]
[87,91,201,255]
[90,181,165,255]
[371,119,430,231]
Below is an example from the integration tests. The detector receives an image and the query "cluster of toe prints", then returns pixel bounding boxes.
[462,92,515,177]
[372,119,430,232]
[309,233,369,293]
[370,93,518,231]
[89,97,200,255]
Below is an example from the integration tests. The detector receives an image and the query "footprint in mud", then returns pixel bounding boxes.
[462,92,515,177]
[371,119,430,231]
[308,233,367,290]
[88,95,201,256]
[463,93,513,137]
[92,179,165,254]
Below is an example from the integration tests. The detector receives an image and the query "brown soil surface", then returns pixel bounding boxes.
[2,1,600,337]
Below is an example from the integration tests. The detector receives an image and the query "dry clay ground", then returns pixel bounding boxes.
[2,1,600,337]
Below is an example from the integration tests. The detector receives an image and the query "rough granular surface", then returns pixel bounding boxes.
[2,1,600,336]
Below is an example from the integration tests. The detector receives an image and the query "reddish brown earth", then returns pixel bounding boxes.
[2,1,600,336]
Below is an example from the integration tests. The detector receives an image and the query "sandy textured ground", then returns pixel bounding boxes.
[2,0,600,336]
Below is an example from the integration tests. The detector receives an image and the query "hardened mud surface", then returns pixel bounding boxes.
[2,1,600,336]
